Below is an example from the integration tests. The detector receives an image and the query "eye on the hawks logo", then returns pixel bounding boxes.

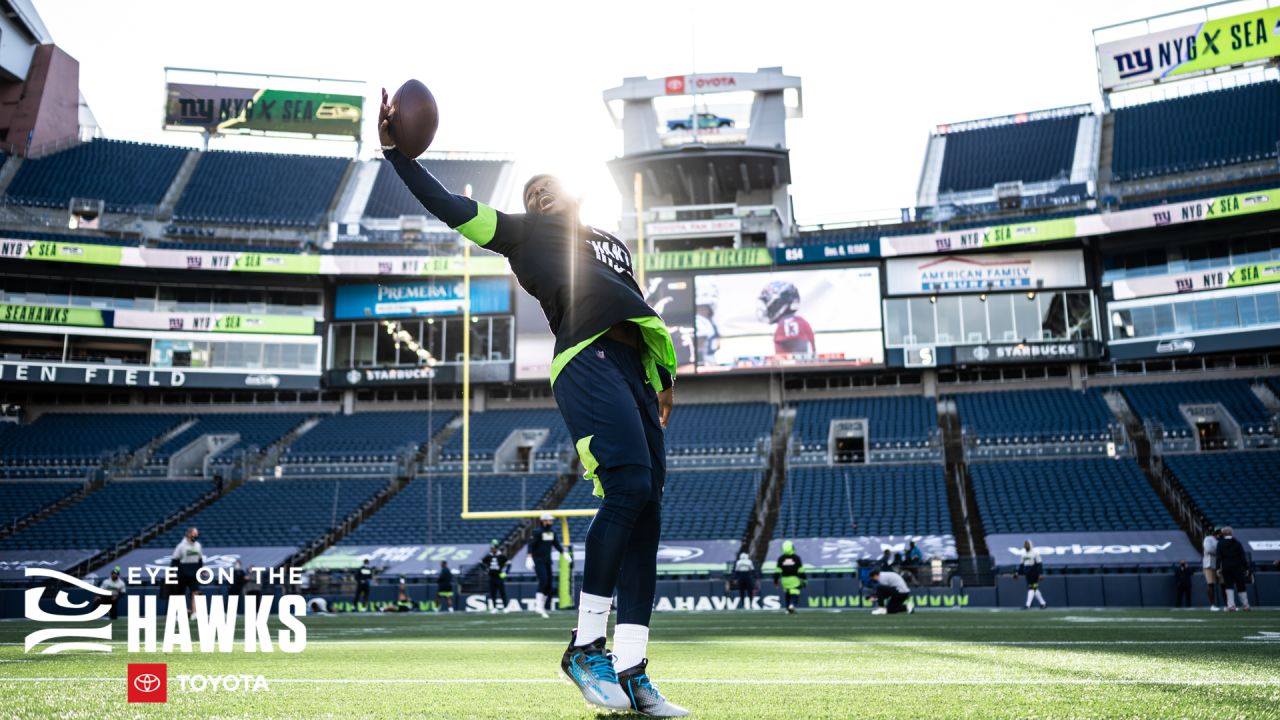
[664,75,685,94]
[128,663,167,703]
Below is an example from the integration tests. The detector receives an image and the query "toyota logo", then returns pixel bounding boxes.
[133,674,161,693]
[971,346,991,361]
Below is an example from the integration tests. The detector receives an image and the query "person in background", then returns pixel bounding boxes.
[229,559,247,602]
[172,527,203,617]
[733,552,756,609]
[481,540,510,614]
[773,541,805,615]
[396,578,414,612]
[242,565,262,600]
[867,568,914,615]
[904,541,923,566]
[878,549,893,571]
[1173,559,1194,608]
[98,566,126,620]
[1217,526,1252,612]
[1015,539,1047,610]
[1203,527,1222,611]
[528,514,563,619]
[437,561,455,612]
[354,558,373,610]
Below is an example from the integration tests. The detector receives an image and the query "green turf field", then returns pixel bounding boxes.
[2,608,1279,718]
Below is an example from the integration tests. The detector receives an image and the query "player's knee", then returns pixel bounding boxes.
[600,464,652,512]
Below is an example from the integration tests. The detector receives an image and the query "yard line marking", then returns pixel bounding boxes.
[2,639,1275,648]
[3,677,1280,687]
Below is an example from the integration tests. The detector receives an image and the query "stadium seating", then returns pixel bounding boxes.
[0,481,83,528]
[970,458,1177,535]
[1111,80,1280,182]
[773,464,950,539]
[363,158,506,218]
[562,469,760,542]
[285,411,451,464]
[148,478,387,548]
[1165,451,1280,529]
[5,139,188,213]
[791,396,937,455]
[173,150,349,227]
[956,388,1115,452]
[148,413,310,466]
[0,229,138,246]
[439,408,568,463]
[938,115,1081,193]
[1120,380,1272,439]
[0,480,212,550]
[664,402,774,463]
[341,473,559,546]
[0,414,186,477]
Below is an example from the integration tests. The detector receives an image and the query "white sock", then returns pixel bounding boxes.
[574,592,612,646]
[1225,589,1236,609]
[535,592,545,611]
[1034,590,1046,606]
[612,623,649,673]
[1026,589,1035,607]
[1241,592,1251,609]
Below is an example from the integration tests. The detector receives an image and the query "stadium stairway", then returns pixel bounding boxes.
[63,480,223,578]
[0,154,22,195]
[155,150,202,221]
[940,398,987,563]
[0,481,92,541]
[284,476,413,570]
[741,406,795,564]
[1101,388,1208,549]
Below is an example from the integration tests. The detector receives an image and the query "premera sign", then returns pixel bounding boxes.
[1098,7,1280,91]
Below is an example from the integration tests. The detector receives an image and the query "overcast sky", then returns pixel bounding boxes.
[38,0,1223,229]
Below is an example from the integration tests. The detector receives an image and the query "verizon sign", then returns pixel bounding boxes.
[647,219,741,237]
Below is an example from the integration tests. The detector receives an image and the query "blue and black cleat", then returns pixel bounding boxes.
[618,659,689,717]
[560,632,630,711]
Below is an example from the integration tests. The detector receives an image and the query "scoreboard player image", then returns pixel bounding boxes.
[758,281,814,355]
[693,267,884,372]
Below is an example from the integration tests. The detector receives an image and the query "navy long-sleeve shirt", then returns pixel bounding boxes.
[383,150,674,390]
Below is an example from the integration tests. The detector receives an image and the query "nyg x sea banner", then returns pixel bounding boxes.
[165,83,363,137]
[1098,7,1280,90]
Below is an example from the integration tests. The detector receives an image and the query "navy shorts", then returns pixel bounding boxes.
[553,336,665,500]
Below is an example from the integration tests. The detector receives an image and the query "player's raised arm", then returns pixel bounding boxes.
[378,87,519,252]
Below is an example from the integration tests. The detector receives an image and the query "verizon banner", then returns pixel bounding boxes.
[0,549,99,580]
[1236,528,1280,563]
[988,531,1198,568]
[886,249,1085,296]
[762,535,957,571]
